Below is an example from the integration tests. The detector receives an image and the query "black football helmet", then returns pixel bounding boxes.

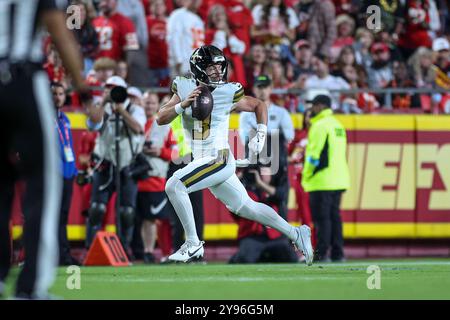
[190,45,228,87]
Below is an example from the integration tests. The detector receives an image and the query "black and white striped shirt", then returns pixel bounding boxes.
[0,0,66,64]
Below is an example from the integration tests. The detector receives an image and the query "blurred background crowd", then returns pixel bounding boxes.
[44,0,450,114]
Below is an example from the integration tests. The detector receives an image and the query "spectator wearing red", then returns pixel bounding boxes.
[330,14,355,62]
[251,0,300,46]
[146,0,170,88]
[44,43,66,85]
[199,0,254,54]
[141,0,174,16]
[92,0,140,61]
[205,4,247,86]
[137,92,178,263]
[332,0,357,15]
[398,0,433,59]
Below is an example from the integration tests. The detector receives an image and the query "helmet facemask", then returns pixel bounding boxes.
[190,46,228,88]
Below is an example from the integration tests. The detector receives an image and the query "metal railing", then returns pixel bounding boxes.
[80,85,450,112]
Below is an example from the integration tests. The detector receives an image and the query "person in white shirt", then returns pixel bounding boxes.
[304,55,350,110]
[84,76,146,253]
[239,75,294,219]
[167,0,204,77]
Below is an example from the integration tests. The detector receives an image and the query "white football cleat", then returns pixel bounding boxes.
[293,225,313,266]
[168,241,205,263]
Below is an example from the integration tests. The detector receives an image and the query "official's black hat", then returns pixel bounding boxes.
[253,75,272,88]
[311,94,332,108]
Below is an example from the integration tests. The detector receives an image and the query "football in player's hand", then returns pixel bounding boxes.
[192,86,213,121]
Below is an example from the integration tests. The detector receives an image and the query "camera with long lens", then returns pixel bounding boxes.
[126,153,152,181]
[110,86,128,103]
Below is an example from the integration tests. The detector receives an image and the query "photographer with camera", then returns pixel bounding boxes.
[84,76,146,254]
[229,164,298,264]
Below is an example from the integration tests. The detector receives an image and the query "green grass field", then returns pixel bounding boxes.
[3,259,450,299]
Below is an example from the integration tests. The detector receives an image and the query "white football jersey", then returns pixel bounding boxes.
[172,76,244,159]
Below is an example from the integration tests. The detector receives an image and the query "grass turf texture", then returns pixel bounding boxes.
[3,259,450,299]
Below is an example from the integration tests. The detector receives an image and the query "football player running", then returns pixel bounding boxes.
[157,45,313,265]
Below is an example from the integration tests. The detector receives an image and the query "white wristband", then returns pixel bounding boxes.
[174,102,184,115]
[256,123,267,134]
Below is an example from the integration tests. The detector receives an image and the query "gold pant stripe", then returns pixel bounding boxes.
[183,162,223,187]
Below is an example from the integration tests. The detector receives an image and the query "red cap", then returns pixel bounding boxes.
[371,42,389,54]
[294,40,310,51]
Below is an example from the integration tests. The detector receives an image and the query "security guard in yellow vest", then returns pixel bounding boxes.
[167,115,204,252]
[302,95,350,262]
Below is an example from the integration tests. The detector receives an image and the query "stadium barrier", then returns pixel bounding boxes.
[10,113,450,240]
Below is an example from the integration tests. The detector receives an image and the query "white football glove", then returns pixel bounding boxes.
[248,124,267,155]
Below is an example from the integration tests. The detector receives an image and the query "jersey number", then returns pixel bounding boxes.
[191,28,204,49]
[96,26,113,51]
[192,115,211,140]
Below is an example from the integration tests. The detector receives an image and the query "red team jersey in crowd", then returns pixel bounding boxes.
[398,0,432,49]
[92,13,139,61]
[141,0,174,16]
[146,16,168,68]
[137,119,178,192]
[199,0,253,54]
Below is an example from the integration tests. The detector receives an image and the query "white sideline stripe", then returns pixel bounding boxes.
[96,276,348,283]
[33,72,61,298]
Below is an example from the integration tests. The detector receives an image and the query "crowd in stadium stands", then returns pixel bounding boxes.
[42,0,450,114]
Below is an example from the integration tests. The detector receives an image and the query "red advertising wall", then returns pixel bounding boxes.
[10,114,450,240]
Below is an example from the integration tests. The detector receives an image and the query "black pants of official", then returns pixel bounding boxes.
[229,235,298,264]
[59,178,74,265]
[0,69,61,298]
[309,190,345,261]
[166,159,204,251]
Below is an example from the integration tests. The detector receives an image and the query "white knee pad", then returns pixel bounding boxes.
[165,176,187,197]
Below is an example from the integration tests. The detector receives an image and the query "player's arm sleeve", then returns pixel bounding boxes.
[171,77,186,101]
[281,109,294,142]
[232,83,245,104]
[303,124,327,180]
